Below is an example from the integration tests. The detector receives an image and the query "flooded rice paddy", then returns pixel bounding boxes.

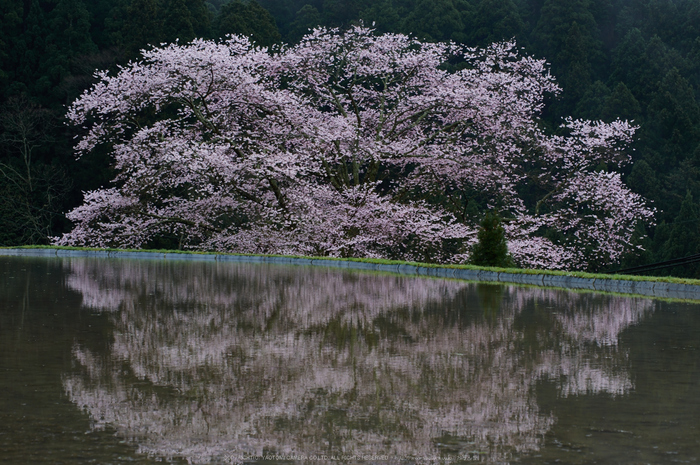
[1,256,699,464]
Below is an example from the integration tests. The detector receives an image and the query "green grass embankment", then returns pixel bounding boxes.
[5,244,700,286]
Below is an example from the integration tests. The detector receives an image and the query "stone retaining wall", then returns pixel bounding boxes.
[3,248,700,300]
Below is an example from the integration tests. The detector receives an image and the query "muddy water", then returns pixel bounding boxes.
[1,256,699,464]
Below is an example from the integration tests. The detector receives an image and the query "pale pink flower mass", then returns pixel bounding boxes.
[56,27,654,270]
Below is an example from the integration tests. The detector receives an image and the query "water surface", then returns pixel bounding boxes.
[1,256,699,464]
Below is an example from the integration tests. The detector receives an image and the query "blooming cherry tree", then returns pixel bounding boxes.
[56,27,653,270]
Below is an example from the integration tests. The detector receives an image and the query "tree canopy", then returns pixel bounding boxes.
[2,0,700,275]
[55,28,653,270]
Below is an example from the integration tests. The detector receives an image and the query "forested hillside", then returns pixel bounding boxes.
[1,0,699,275]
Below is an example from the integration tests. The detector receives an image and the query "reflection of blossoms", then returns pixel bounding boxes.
[62,259,654,464]
[512,288,651,397]
[510,287,651,347]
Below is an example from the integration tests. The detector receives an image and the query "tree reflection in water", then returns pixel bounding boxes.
[61,259,653,463]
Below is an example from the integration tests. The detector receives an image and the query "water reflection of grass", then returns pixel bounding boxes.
[6,245,700,285]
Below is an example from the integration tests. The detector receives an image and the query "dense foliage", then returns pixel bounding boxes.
[1,0,699,273]
[55,28,652,270]
[470,212,512,268]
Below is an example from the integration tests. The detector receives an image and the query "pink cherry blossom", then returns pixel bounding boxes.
[55,28,654,270]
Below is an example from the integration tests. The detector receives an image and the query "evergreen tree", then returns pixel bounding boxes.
[618,220,653,271]
[256,0,301,39]
[163,0,197,43]
[12,0,48,97]
[0,0,22,95]
[626,159,660,205]
[642,35,688,99]
[531,0,603,116]
[215,0,280,46]
[83,0,121,49]
[650,220,670,263]
[688,37,700,91]
[645,0,681,44]
[289,4,322,42]
[679,5,700,52]
[468,0,523,46]
[161,0,211,43]
[574,80,610,120]
[661,191,700,278]
[532,0,602,64]
[122,0,164,58]
[97,0,131,53]
[470,212,512,268]
[321,0,359,28]
[588,0,614,49]
[358,0,401,35]
[43,0,97,104]
[602,82,642,123]
[558,21,593,109]
[610,28,649,98]
[614,3,639,39]
[402,0,464,42]
[647,68,700,163]
[185,0,213,37]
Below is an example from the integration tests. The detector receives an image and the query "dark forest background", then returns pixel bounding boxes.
[1,0,699,275]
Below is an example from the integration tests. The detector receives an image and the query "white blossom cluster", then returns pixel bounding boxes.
[55,28,653,270]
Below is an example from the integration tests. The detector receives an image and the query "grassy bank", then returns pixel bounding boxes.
[5,245,700,286]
